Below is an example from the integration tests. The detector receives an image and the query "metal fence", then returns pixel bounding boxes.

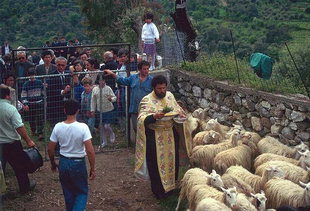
[16,70,129,159]
[11,43,133,159]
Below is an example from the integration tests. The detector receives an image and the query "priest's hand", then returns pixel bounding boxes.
[153,112,165,120]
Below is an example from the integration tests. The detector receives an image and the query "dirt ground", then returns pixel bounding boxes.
[2,148,164,211]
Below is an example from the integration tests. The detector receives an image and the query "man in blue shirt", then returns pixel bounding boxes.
[104,61,153,137]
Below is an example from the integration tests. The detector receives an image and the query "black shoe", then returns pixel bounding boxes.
[20,181,36,194]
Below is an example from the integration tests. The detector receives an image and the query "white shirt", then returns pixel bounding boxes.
[50,121,92,158]
[141,22,159,44]
[91,85,116,112]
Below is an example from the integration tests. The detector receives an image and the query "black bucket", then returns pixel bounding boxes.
[23,148,43,173]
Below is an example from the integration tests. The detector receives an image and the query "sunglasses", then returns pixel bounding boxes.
[19,57,26,60]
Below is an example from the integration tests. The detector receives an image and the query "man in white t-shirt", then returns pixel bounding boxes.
[48,99,95,211]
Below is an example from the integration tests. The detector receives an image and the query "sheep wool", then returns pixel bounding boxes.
[192,130,222,147]
[255,160,309,184]
[235,193,257,211]
[257,136,297,158]
[190,130,242,173]
[213,144,253,174]
[195,198,232,211]
[188,184,237,211]
[175,168,210,211]
[225,165,283,193]
[254,153,299,169]
[264,178,310,208]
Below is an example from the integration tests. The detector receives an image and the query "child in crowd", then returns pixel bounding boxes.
[90,74,116,149]
[129,53,138,71]
[21,69,44,140]
[141,12,160,71]
[80,77,95,133]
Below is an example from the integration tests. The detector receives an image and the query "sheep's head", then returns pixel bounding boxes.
[192,108,204,120]
[230,129,242,146]
[208,169,224,189]
[299,150,310,169]
[295,141,309,153]
[205,118,219,131]
[221,186,238,208]
[299,181,310,204]
[266,165,285,179]
[250,190,267,211]
[203,130,220,144]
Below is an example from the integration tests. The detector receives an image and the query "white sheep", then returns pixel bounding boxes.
[213,143,253,174]
[190,130,242,173]
[264,179,310,208]
[257,136,309,159]
[192,130,223,147]
[175,168,217,211]
[225,165,285,193]
[255,160,309,184]
[254,150,310,170]
[188,184,238,211]
[235,193,257,211]
[204,118,231,137]
[251,190,268,211]
[209,169,255,197]
[195,197,231,211]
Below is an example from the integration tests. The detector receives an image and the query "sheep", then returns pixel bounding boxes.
[235,193,257,211]
[195,197,232,211]
[255,160,309,184]
[203,118,231,137]
[295,141,309,159]
[241,131,262,150]
[254,150,310,170]
[175,168,219,211]
[188,184,238,211]
[264,179,310,208]
[225,165,285,193]
[213,143,253,174]
[209,169,255,197]
[190,130,242,173]
[192,130,223,147]
[257,136,309,159]
[251,190,268,211]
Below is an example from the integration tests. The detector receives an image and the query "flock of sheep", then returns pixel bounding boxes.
[176,108,310,211]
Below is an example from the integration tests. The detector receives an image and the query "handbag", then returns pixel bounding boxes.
[23,147,43,173]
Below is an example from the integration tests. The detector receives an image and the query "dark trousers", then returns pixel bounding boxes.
[145,127,179,199]
[2,141,30,192]
[28,103,44,134]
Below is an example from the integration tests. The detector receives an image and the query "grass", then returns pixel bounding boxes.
[178,53,308,96]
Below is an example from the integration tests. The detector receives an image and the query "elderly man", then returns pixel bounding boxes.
[134,75,191,199]
[100,51,118,91]
[104,60,153,137]
[46,57,71,126]
[0,87,36,193]
[15,51,35,97]
[35,50,57,76]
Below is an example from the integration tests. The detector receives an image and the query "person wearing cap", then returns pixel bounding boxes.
[0,86,36,194]
[35,50,57,76]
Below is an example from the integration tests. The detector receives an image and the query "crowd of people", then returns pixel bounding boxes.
[0,12,192,210]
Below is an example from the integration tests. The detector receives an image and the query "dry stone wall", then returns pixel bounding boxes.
[167,69,310,145]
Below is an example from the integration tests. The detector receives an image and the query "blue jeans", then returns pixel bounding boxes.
[59,156,88,211]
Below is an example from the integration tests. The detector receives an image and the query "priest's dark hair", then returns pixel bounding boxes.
[151,75,167,88]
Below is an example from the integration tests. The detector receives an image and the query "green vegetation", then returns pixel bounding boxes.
[178,53,308,96]
[0,0,89,48]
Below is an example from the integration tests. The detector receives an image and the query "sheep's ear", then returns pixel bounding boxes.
[250,193,255,198]
[260,190,265,195]
[307,166,310,171]
[233,186,237,191]
[205,174,211,178]
[220,187,227,193]
[211,133,216,138]
[299,181,306,187]
[212,169,217,174]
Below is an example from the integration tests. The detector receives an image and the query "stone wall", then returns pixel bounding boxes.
[167,69,310,145]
